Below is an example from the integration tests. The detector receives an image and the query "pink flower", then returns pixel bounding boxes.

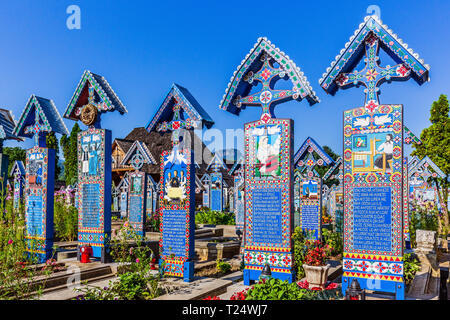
[7,239,13,245]
[136,258,140,263]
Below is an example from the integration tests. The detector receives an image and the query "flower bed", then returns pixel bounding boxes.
[204,278,342,300]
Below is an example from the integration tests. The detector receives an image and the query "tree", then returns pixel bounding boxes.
[3,147,26,178]
[412,94,450,235]
[46,132,60,181]
[61,122,81,185]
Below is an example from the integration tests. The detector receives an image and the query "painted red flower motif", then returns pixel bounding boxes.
[365,100,378,113]
[396,65,410,77]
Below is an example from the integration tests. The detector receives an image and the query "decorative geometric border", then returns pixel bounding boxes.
[243,117,293,272]
[77,128,109,249]
[299,177,322,239]
[128,171,146,237]
[219,37,319,115]
[159,148,195,277]
[64,70,127,120]
[403,158,409,241]
[146,84,214,133]
[294,136,334,167]
[319,15,429,94]
[24,146,52,256]
[343,105,403,258]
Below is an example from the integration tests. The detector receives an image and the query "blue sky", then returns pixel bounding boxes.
[0,0,448,159]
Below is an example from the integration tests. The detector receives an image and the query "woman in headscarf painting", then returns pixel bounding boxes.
[374,134,393,171]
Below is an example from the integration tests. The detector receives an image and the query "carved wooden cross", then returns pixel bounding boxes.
[234,53,302,119]
[157,102,193,148]
[335,33,411,112]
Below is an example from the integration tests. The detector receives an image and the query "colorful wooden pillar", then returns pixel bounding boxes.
[319,14,430,299]
[229,157,245,234]
[146,175,157,220]
[219,38,319,284]
[64,70,127,262]
[11,160,26,213]
[120,140,156,237]
[117,173,129,218]
[0,109,23,209]
[207,153,227,212]
[293,137,335,239]
[146,84,213,282]
[200,173,211,208]
[14,95,68,263]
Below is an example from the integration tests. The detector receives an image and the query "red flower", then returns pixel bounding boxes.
[297,280,309,289]
[203,296,221,300]
[325,282,338,290]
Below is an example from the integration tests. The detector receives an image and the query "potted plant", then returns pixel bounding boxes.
[302,240,332,289]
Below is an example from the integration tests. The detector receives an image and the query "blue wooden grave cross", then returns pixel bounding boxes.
[157,102,194,147]
[24,108,47,147]
[335,33,411,112]
[233,53,304,119]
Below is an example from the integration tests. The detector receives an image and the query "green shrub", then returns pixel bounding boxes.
[245,278,341,300]
[403,253,421,286]
[322,229,343,257]
[54,202,78,241]
[76,271,163,300]
[292,227,308,279]
[195,209,235,225]
[216,259,232,274]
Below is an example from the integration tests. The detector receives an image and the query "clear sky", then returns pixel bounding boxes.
[0,0,448,159]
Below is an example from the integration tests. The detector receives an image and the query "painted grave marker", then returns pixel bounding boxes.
[0,109,22,209]
[319,14,430,299]
[148,84,213,282]
[11,160,25,213]
[14,95,68,262]
[64,70,127,261]
[294,137,334,238]
[120,140,156,237]
[219,37,319,284]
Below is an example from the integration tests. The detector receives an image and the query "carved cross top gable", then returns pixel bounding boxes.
[157,102,194,147]
[335,32,411,112]
[234,53,303,119]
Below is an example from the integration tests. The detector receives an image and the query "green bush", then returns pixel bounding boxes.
[0,198,45,299]
[76,271,163,300]
[216,259,232,274]
[403,253,421,286]
[322,229,343,257]
[245,278,341,300]
[54,202,78,241]
[195,208,235,225]
[292,227,308,279]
